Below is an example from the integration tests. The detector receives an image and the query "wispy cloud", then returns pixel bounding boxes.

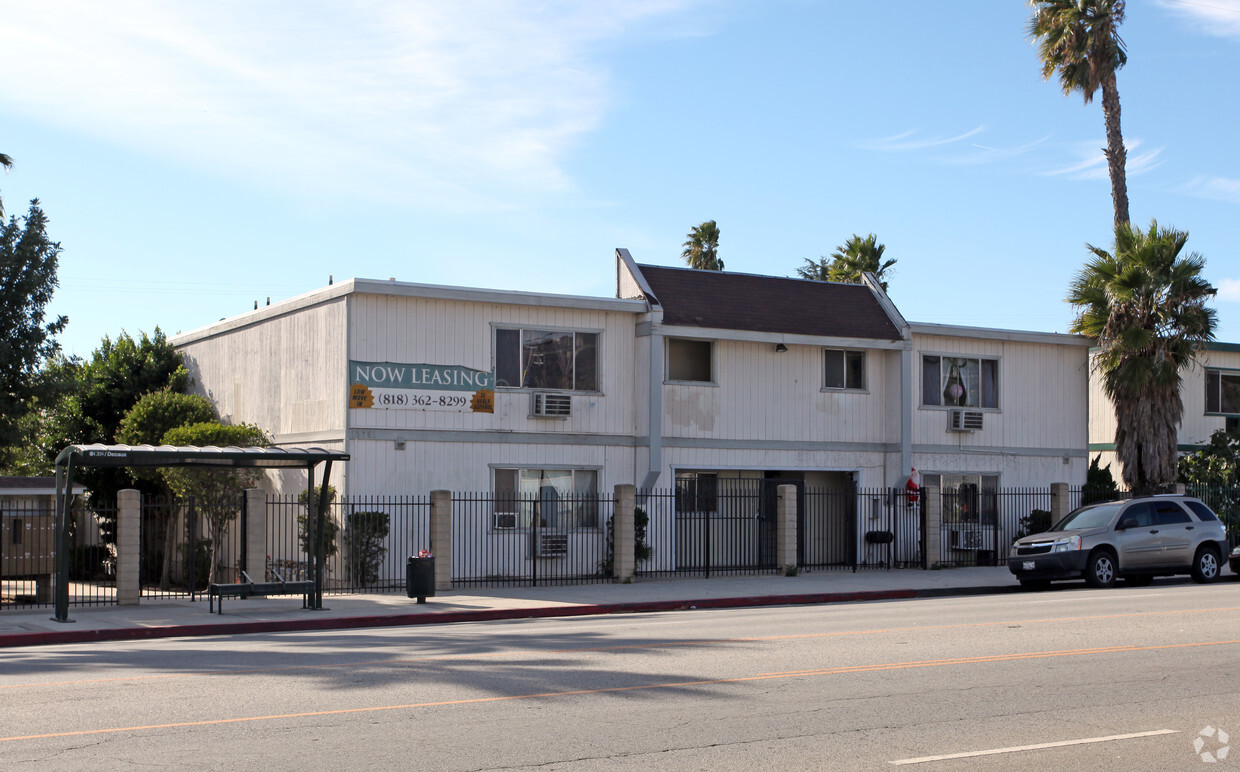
[1218,278,1240,302]
[1154,0,1240,40]
[859,126,985,152]
[0,1,699,211]
[1040,139,1163,180]
[1177,175,1240,205]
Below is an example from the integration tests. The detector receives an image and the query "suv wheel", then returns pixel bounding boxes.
[1191,547,1221,584]
[1084,550,1117,588]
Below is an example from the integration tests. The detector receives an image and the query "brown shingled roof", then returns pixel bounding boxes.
[637,265,903,340]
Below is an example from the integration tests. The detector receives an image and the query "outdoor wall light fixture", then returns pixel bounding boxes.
[774,343,789,353]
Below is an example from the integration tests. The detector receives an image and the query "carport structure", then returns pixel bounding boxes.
[52,444,350,622]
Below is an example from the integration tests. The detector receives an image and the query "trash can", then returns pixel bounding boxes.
[406,556,435,603]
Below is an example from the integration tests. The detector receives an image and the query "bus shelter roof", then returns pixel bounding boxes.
[55,444,350,469]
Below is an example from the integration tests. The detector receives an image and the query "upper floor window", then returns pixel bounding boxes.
[1205,369,1240,415]
[667,338,713,383]
[921,355,998,408]
[824,349,865,390]
[495,328,597,391]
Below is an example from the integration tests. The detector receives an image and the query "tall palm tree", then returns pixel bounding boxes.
[1028,0,1130,227]
[681,220,723,271]
[826,233,896,291]
[1067,220,1217,494]
[0,153,12,218]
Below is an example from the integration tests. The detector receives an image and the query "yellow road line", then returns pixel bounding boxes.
[3,638,1239,744]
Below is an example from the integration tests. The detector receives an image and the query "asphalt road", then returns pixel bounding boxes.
[3,581,1240,770]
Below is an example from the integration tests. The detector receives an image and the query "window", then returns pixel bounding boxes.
[1153,502,1192,525]
[667,338,713,383]
[1205,370,1240,415]
[10,517,21,545]
[922,355,998,408]
[824,349,865,390]
[923,473,998,524]
[675,472,718,513]
[493,468,599,528]
[494,328,598,391]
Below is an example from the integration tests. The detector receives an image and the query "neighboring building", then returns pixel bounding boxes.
[171,250,1092,506]
[1088,342,1240,477]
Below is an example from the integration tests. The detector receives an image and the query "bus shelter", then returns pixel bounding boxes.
[52,444,350,622]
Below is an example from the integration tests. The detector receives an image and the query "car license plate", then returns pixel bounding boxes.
[1022,561,1035,571]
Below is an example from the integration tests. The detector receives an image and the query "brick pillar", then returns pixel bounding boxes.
[776,484,798,571]
[922,485,941,569]
[613,484,636,582]
[244,488,267,581]
[1174,483,1187,495]
[430,490,452,591]
[1050,482,1070,526]
[117,489,141,605]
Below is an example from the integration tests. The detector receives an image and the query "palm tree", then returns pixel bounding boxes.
[0,153,12,218]
[1067,220,1217,494]
[681,220,723,271]
[826,233,896,291]
[1028,0,1130,227]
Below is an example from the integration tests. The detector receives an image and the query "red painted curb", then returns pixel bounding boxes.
[0,586,1002,649]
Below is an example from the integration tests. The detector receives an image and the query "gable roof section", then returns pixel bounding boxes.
[636,264,903,340]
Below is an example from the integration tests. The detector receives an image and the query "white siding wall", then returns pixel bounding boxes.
[662,338,896,444]
[912,333,1088,455]
[348,294,638,438]
[177,299,349,439]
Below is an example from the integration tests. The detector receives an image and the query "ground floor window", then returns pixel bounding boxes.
[493,468,599,528]
[675,471,719,513]
[923,473,998,524]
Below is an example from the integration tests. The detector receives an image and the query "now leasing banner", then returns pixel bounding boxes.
[349,361,495,413]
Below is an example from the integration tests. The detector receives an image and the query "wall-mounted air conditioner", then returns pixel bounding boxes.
[531,392,572,418]
[492,513,517,529]
[947,409,984,432]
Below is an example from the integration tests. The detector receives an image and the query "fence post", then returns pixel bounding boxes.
[776,484,797,572]
[117,489,141,605]
[1174,483,1187,495]
[922,485,941,570]
[614,484,636,582]
[244,488,267,581]
[430,490,452,591]
[1050,482,1070,525]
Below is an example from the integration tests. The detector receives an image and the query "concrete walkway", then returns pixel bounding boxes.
[0,567,1026,648]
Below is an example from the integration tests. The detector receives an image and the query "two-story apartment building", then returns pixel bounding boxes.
[171,250,1093,507]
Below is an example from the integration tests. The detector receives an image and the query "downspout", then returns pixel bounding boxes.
[641,307,665,490]
[861,272,913,486]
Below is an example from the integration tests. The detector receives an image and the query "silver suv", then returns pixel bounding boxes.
[1008,495,1228,589]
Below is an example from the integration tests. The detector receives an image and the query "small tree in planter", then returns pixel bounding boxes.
[297,484,339,572]
[344,510,390,588]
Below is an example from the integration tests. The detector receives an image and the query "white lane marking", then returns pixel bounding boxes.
[889,729,1180,765]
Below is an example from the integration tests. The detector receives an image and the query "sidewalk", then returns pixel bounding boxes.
[0,567,1023,648]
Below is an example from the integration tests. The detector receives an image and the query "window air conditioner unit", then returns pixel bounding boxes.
[533,531,569,557]
[947,409,984,432]
[492,513,517,529]
[531,392,572,418]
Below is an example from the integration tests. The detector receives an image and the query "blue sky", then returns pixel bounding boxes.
[2,0,1237,359]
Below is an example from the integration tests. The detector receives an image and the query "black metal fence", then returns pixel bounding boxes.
[1,497,116,611]
[265,495,431,594]
[937,487,1051,568]
[451,490,613,587]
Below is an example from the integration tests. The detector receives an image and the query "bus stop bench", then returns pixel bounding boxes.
[207,569,314,614]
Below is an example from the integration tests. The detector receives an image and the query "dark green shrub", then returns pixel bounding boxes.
[600,506,652,575]
[344,510,390,587]
[297,485,339,560]
[1016,509,1052,540]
